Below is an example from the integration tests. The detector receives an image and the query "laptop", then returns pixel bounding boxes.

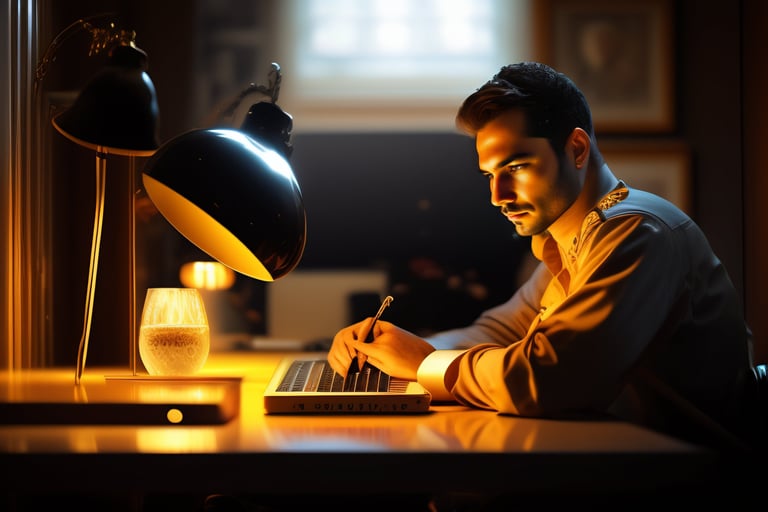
[263,356,432,414]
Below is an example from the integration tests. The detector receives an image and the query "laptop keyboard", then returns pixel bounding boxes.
[277,360,409,393]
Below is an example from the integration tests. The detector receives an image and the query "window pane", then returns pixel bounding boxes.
[277,0,532,130]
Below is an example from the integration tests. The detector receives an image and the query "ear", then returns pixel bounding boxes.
[568,128,591,170]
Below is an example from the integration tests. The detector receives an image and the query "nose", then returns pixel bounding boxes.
[490,174,515,207]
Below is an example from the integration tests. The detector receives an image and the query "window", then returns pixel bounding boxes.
[275,0,531,131]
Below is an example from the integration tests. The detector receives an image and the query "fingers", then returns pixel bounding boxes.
[328,320,368,377]
[328,318,393,376]
[327,351,350,378]
[330,342,370,377]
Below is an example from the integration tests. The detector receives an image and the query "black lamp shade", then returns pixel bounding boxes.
[52,44,159,156]
[141,119,307,282]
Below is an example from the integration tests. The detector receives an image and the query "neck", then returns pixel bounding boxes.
[548,162,618,245]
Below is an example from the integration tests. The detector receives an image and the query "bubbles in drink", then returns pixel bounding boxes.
[139,324,210,376]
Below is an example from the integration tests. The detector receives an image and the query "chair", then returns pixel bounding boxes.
[751,363,767,450]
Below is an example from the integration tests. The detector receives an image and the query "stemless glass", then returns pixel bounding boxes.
[138,288,210,376]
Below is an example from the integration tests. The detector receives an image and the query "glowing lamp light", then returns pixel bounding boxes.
[179,261,237,290]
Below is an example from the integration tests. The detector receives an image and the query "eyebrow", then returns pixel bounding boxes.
[484,152,535,173]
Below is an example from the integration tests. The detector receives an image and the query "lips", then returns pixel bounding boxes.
[502,209,527,221]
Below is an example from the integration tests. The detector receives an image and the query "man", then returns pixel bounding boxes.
[328,62,758,451]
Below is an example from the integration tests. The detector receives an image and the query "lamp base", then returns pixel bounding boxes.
[0,372,241,425]
[104,374,238,382]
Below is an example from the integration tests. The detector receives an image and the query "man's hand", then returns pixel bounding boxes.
[327,320,435,380]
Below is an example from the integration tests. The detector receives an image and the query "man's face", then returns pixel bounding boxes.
[475,110,581,237]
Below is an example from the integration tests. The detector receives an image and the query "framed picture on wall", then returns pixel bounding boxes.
[601,141,691,214]
[534,0,675,133]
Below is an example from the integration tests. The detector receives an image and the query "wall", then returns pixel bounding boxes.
[15,0,765,365]
[743,0,768,363]
[678,0,767,362]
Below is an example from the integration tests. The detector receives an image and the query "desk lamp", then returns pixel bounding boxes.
[42,16,159,385]
[142,63,306,283]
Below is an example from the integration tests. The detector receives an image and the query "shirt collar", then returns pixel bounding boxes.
[531,177,628,262]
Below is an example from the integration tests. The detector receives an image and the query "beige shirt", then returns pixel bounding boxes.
[420,183,754,449]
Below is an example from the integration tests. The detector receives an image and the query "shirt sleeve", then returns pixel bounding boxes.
[425,262,550,350]
[416,349,464,401]
[450,214,689,416]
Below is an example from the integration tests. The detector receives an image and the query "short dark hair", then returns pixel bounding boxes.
[455,62,594,157]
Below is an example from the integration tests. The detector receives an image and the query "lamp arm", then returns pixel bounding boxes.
[34,13,136,96]
[266,62,282,103]
[209,62,283,125]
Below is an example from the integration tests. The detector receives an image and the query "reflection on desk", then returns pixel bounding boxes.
[0,351,726,500]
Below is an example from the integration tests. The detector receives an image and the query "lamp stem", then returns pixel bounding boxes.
[128,156,137,376]
[75,150,108,385]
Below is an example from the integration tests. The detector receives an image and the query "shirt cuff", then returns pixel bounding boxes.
[417,350,463,402]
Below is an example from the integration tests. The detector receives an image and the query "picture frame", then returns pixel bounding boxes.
[534,0,675,133]
[600,140,691,214]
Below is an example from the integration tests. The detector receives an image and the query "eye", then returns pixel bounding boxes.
[479,161,530,181]
[506,162,529,173]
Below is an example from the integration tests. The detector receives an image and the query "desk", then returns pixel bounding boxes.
[0,352,731,508]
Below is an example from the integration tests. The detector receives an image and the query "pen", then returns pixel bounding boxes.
[349,295,393,374]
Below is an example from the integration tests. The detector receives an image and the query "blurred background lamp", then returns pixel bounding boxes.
[142,64,307,283]
[42,15,160,385]
[179,261,237,291]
